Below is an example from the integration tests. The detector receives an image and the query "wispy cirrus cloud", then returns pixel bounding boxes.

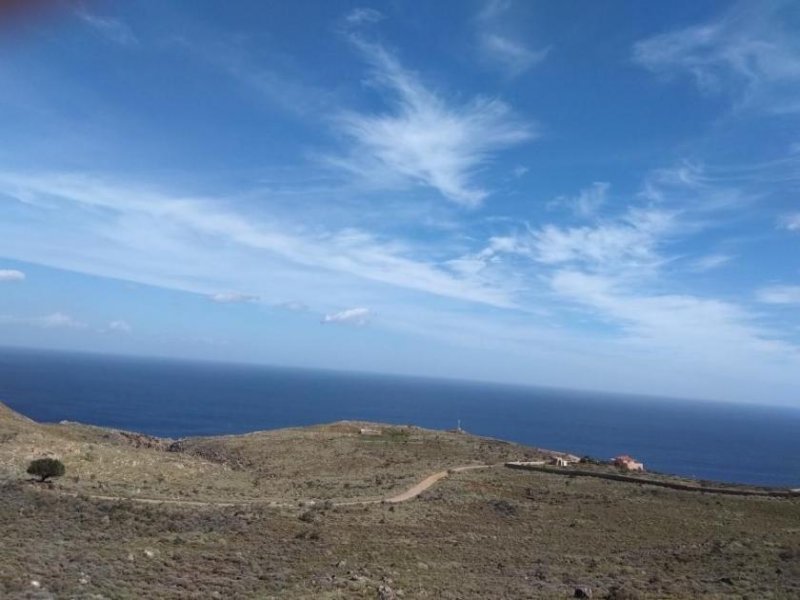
[108,320,132,333]
[0,311,86,329]
[551,270,800,367]
[0,269,25,282]
[209,292,260,304]
[0,172,515,310]
[471,206,675,278]
[77,11,138,46]
[688,253,733,272]
[478,33,550,78]
[548,182,610,218]
[633,0,800,113]
[343,8,384,27]
[274,300,309,312]
[475,1,550,77]
[322,307,371,326]
[779,212,800,231]
[437,156,800,397]
[333,36,533,206]
[757,285,800,305]
[530,208,675,273]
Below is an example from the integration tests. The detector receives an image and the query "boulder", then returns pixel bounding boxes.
[377,584,397,599]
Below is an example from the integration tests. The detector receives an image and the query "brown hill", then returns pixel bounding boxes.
[0,402,798,599]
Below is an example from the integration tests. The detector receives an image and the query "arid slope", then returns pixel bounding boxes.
[1,402,798,599]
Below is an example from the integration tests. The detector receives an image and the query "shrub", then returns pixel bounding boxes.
[27,458,66,482]
[299,510,316,523]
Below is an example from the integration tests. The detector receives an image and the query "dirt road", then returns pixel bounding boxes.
[53,463,494,508]
[384,464,490,503]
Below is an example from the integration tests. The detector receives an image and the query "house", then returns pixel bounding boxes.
[548,453,579,467]
[359,427,381,436]
[613,455,645,472]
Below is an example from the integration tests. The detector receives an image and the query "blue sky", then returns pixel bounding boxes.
[1,0,799,405]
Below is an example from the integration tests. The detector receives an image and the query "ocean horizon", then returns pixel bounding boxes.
[1,346,798,488]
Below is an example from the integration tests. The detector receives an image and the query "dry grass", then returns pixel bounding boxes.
[1,403,798,599]
[1,407,540,504]
[174,421,538,501]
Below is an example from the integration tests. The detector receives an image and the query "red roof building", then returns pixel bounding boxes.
[613,455,645,472]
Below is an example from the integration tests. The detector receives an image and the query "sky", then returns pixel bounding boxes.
[1,0,799,405]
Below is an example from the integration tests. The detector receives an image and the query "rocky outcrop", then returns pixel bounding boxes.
[112,430,172,451]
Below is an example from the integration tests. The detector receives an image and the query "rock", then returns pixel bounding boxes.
[143,548,156,558]
[336,560,347,568]
[30,580,41,589]
[79,573,90,585]
[111,430,172,450]
[416,562,429,571]
[348,576,368,591]
[574,586,592,598]
[377,583,398,599]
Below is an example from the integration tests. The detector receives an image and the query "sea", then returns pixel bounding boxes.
[0,346,798,488]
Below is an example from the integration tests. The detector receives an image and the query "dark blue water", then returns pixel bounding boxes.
[0,347,798,487]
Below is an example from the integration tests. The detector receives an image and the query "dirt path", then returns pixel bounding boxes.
[57,463,494,509]
[64,492,242,508]
[385,464,490,503]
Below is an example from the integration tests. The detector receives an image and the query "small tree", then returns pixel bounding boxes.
[27,458,65,482]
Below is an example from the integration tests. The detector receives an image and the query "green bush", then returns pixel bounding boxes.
[26,458,66,482]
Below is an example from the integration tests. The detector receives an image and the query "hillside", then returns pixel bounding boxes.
[0,402,798,599]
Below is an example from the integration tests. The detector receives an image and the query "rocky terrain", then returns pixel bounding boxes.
[0,401,798,599]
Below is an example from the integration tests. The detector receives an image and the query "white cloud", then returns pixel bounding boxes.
[0,312,86,329]
[757,285,800,305]
[1,166,799,402]
[335,38,533,206]
[275,300,309,312]
[633,1,800,113]
[780,212,800,231]
[445,233,532,281]
[550,270,800,374]
[108,320,132,333]
[475,1,550,77]
[322,307,371,326]
[447,203,677,292]
[343,8,384,26]
[0,269,25,282]
[0,172,515,310]
[38,312,86,329]
[477,0,511,21]
[688,253,733,272]
[77,11,138,46]
[549,182,610,218]
[530,208,675,274]
[512,165,528,178]
[478,33,550,77]
[209,292,260,304]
